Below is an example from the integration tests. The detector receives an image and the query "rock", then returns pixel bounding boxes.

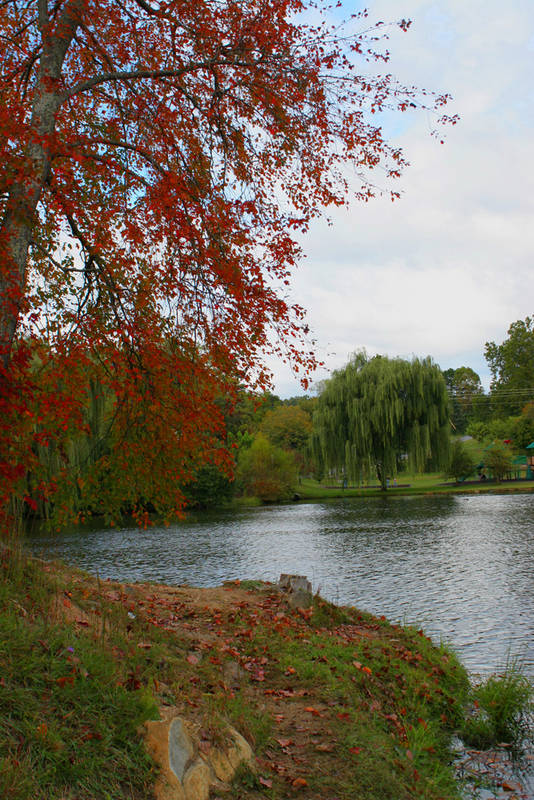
[182,761,212,800]
[144,709,188,800]
[169,718,195,781]
[226,726,253,770]
[144,709,254,800]
[208,749,234,783]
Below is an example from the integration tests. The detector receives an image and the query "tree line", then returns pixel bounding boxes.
[19,313,534,518]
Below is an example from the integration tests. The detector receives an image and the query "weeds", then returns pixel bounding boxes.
[461,661,534,752]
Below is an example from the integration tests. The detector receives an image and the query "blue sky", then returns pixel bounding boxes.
[271,0,534,397]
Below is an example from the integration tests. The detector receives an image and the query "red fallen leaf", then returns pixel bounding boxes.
[137,642,152,649]
[76,619,89,627]
[259,776,272,788]
[304,706,321,716]
[285,666,296,675]
[186,653,200,665]
[56,676,74,687]
[406,749,414,761]
[63,598,71,608]
[349,746,362,754]
[501,780,522,792]
[337,712,350,721]
[353,661,362,669]
[292,778,307,788]
[276,738,293,748]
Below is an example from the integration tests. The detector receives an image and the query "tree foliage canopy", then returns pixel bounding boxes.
[0,0,455,522]
[260,405,312,453]
[236,433,297,502]
[313,352,450,489]
[485,317,534,415]
[442,366,484,433]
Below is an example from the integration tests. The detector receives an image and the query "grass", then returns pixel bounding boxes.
[0,548,159,800]
[1,545,531,800]
[296,472,534,501]
[461,661,534,752]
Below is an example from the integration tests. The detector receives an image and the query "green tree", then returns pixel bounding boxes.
[183,466,233,510]
[313,352,450,491]
[466,420,490,442]
[236,434,297,502]
[445,439,476,483]
[442,367,485,432]
[260,405,312,453]
[485,317,534,416]
[484,442,513,482]
[510,414,534,450]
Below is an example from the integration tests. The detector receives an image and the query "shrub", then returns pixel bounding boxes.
[484,442,513,482]
[236,434,298,502]
[445,440,476,482]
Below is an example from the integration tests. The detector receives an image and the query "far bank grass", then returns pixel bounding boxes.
[295,474,534,501]
[1,545,476,800]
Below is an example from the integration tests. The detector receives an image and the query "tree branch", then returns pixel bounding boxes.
[63,65,201,98]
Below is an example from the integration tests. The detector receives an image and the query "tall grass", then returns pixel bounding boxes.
[461,660,534,752]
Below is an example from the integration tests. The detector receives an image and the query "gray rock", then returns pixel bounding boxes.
[169,718,195,781]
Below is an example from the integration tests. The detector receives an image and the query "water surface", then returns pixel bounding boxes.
[27,493,534,676]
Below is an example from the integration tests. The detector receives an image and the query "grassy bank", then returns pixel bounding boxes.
[295,474,534,501]
[1,546,528,800]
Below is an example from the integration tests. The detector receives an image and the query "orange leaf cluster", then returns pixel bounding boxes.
[0,0,453,524]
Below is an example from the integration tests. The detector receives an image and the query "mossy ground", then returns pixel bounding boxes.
[1,545,475,800]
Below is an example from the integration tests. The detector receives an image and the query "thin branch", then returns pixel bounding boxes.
[63,64,204,98]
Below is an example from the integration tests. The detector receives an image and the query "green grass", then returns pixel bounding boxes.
[0,549,159,800]
[2,546,531,800]
[224,594,471,799]
[461,661,534,752]
[297,471,534,501]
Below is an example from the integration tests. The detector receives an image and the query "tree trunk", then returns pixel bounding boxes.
[376,462,387,491]
[0,0,84,369]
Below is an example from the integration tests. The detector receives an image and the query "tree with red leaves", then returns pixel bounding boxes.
[0,0,455,526]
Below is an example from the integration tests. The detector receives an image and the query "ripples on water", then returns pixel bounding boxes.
[27,493,534,676]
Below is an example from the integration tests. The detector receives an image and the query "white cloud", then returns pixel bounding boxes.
[271,0,534,397]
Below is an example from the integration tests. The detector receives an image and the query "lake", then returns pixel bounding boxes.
[26,492,534,677]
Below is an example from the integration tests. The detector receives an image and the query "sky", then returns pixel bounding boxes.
[271,0,534,398]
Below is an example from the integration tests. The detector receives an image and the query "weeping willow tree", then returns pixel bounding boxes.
[312,352,450,490]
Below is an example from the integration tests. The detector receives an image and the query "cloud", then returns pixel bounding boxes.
[271,0,534,397]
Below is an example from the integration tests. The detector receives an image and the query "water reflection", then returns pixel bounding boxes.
[26,493,534,675]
